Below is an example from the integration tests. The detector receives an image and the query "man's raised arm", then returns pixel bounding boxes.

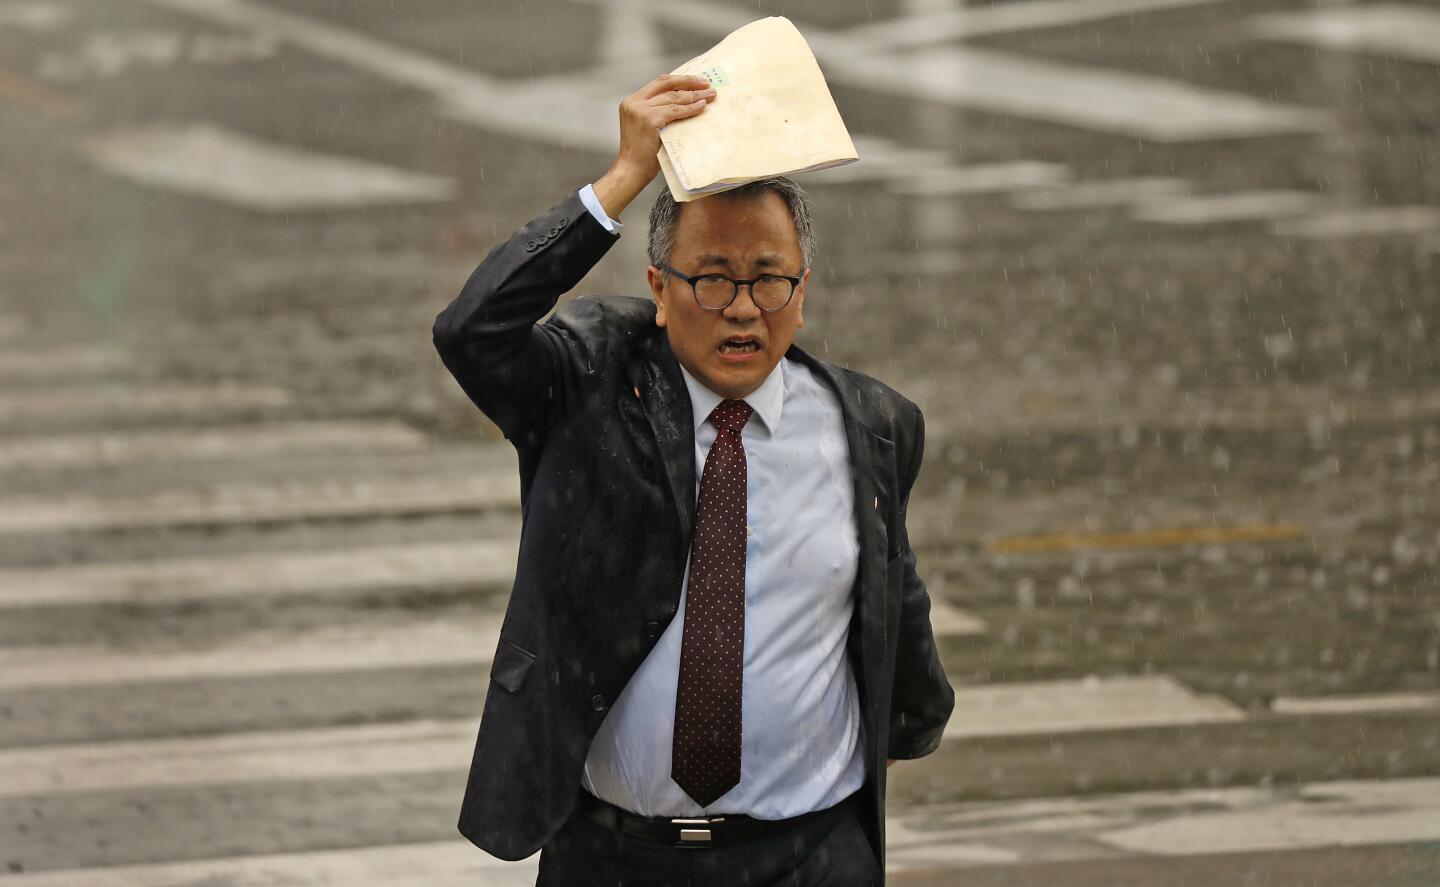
[431,74,716,441]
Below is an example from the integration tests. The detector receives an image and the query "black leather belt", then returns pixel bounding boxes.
[576,788,858,849]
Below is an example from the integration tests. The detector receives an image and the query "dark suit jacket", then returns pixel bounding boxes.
[432,189,955,868]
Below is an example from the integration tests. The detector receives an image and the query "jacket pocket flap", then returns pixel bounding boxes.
[490,637,536,693]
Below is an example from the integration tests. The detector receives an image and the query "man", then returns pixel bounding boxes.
[433,73,955,884]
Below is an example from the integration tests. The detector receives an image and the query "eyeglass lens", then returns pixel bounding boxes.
[694,275,793,310]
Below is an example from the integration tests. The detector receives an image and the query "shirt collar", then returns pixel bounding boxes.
[678,357,786,436]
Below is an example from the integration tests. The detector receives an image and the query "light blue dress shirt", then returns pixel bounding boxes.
[575,183,866,819]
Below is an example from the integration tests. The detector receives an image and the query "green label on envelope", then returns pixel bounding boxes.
[700,65,731,87]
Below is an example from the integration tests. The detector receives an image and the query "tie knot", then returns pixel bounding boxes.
[708,399,753,435]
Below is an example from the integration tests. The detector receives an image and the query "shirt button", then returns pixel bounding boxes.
[645,621,661,639]
[590,694,607,712]
[746,524,754,537]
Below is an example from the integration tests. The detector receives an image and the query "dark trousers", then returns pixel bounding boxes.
[535,789,883,887]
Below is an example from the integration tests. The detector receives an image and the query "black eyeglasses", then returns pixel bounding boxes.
[660,263,803,312]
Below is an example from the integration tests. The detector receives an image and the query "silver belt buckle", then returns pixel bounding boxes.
[671,815,724,847]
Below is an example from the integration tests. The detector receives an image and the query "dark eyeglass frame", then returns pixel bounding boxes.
[659,263,804,312]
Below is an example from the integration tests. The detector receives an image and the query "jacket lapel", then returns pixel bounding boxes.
[630,333,697,550]
[785,344,892,668]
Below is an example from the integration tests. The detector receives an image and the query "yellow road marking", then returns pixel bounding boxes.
[990,523,1306,552]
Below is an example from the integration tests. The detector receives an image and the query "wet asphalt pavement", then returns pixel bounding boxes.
[0,0,1437,883]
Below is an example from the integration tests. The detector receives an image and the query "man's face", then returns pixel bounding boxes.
[648,192,810,399]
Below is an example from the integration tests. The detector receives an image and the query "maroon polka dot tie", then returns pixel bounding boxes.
[671,398,753,807]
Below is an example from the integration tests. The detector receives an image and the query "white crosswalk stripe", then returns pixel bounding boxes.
[0,343,127,380]
[0,419,429,471]
[0,1,71,33]
[888,162,1072,196]
[567,0,1332,141]
[0,471,520,535]
[1270,690,1440,716]
[1097,778,1440,856]
[929,597,987,636]
[1271,206,1440,239]
[884,776,1440,871]
[0,616,506,690]
[0,671,1232,797]
[848,0,1238,48]
[942,675,1244,739]
[84,122,457,211]
[0,383,293,427]
[0,718,479,797]
[1130,190,1330,224]
[1249,3,1440,65]
[1010,176,1193,210]
[2,774,1436,882]
[805,136,954,185]
[0,538,517,608]
[0,841,539,886]
[851,44,1329,142]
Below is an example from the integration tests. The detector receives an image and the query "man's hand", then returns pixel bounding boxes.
[592,74,715,220]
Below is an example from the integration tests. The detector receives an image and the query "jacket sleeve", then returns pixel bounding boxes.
[432,190,619,443]
[887,405,957,759]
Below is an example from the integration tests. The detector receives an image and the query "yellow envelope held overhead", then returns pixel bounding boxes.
[658,16,859,202]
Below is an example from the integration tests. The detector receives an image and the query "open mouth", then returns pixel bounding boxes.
[719,336,762,354]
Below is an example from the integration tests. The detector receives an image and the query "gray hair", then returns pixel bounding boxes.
[646,176,816,272]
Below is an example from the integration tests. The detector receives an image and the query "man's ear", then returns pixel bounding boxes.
[794,267,811,329]
[647,264,668,328]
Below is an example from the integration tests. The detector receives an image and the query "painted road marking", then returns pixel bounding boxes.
[884,777,1440,872]
[142,0,509,106]
[0,419,428,472]
[1010,176,1192,210]
[153,0,1330,155]
[0,537,518,608]
[567,0,1331,141]
[0,540,978,633]
[0,471,520,535]
[0,601,984,693]
[37,30,279,81]
[0,1,70,32]
[0,383,293,426]
[1271,690,1440,716]
[1249,4,1440,66]
[0,840,539,886]
[942,675,1244,739]
[83,122,457,211]
[990,523,1307,553]
[1099,777,1440,855]
[0,718,480,797]
[1271,206,1440,239]
[848,0,1238,49]
[887,161,1072,196]
[879,45,1326,141]
[0,674,1228,796]
[805,136,953,185]
[0,343,129,381]
[930,597,987,636]
[0,616,506,690]
[4,767,1433,882]
[1130,191,1330,224]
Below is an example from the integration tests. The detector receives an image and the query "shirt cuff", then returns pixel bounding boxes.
[578,183,623,235]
